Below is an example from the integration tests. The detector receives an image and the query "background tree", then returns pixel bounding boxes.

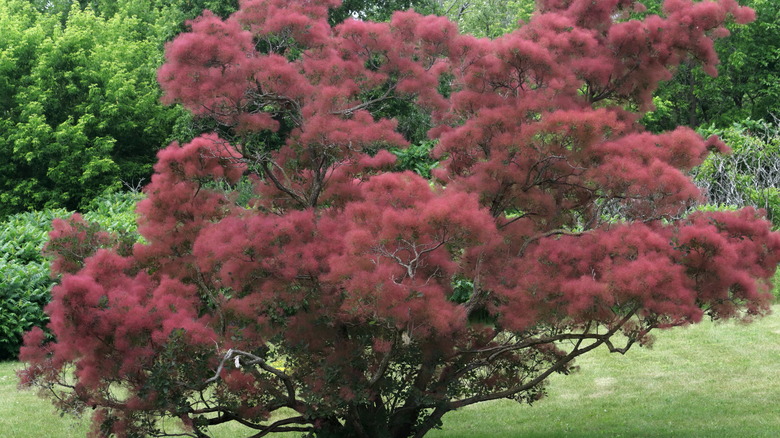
[640,0,780,130]
[0,1,173,214]
[0,0,243,217]
[438,0,535,38]
[20,1,780,437]
[329,0,439,23]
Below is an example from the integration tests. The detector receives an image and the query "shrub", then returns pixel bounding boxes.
[81,190,144,235]
[0,209,67,360]
[0,191,142,360]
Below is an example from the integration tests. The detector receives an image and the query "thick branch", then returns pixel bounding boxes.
[260,161,308,207]
[247,416,313,438]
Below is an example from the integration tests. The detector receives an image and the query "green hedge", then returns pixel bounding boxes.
[0,209,65,360]
[0,190,141,360]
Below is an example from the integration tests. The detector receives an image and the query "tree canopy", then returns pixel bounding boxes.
[0,0,180,214]
[19,1,780,437]
[0,0,245,216]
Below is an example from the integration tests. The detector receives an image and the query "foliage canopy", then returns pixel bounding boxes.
[0,0,244,216]
[20,1,780,437]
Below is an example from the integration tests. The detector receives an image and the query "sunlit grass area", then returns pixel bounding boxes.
[430,306,780,438]
[2,307,779,438]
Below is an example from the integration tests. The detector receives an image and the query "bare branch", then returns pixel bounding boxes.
[260,161,308,207]
[373,235,448,280]
[332,82,398,117]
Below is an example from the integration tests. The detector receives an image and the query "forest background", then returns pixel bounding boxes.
[0,0,778,363]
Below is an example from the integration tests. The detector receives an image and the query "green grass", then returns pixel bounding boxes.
[3,308,779,437]
[0,364,88,437]
[429,308,780,438]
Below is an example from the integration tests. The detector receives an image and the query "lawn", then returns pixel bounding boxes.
[2,308,779,437]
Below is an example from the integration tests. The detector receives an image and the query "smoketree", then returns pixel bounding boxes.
[20,0,780,437]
